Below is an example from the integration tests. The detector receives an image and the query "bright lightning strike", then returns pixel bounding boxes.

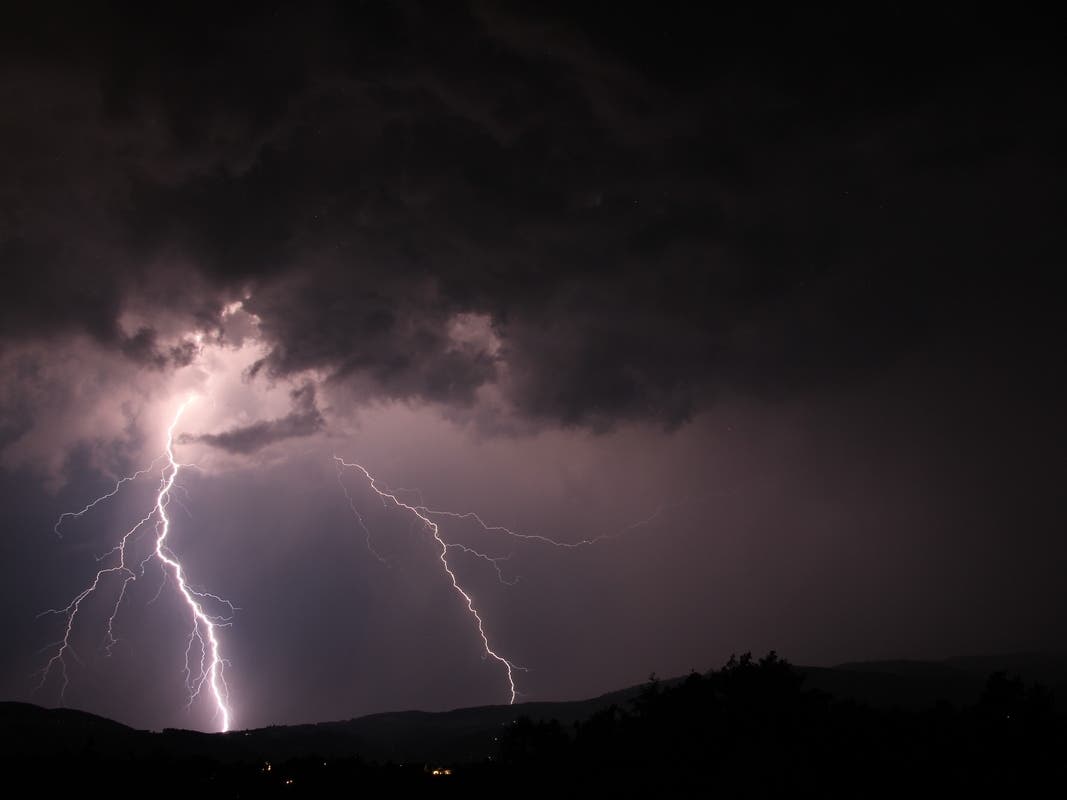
[37,400,235,732]
[154,401,232,731]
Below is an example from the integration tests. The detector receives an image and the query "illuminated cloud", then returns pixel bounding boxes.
[181,384,324,455]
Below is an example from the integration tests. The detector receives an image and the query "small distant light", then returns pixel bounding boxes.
[285,778,294,785]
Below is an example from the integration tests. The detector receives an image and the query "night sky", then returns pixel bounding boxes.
[1,4,1064,733]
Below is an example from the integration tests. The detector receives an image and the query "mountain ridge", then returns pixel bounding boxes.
[4,652,1064,764]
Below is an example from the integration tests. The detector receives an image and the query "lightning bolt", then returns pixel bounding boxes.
[335,457,388,565]
[334,457,674,706]
[417,505,665,549]
[445,543,518,586]
[334,457,521,703]
[53,457,164,538]
[153,401,232,731]
[36,400,234,732]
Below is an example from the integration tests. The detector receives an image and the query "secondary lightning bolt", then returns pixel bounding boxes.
[417,505,666,549]
[334,457,521,704]
[37,400,234,732]
[445,543,518,586]
[334,457,676,706]
[334,457,388,565]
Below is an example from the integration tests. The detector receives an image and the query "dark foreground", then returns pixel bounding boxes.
[3,653,1065,797]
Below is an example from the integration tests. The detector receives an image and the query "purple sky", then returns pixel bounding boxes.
[1,5,1063,732]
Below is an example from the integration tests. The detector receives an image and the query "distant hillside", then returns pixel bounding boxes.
[3,652,1064,764]
[0,701,140,748]
[0,681,655,764]
[801,652,1067,711]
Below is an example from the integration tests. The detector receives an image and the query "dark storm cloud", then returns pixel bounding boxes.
[181,384,324,454]
[120,327,199,368]
[1,5,1062,427]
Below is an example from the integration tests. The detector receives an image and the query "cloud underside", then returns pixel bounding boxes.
[0,6,1059,430]
[180,386,324,454]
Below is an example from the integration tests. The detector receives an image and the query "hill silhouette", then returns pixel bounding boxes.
[3,652,1065,795]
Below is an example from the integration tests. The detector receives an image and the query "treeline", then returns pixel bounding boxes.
[484,651,1065,795]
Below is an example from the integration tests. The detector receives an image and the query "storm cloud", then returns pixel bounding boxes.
[2,5,1060,432]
